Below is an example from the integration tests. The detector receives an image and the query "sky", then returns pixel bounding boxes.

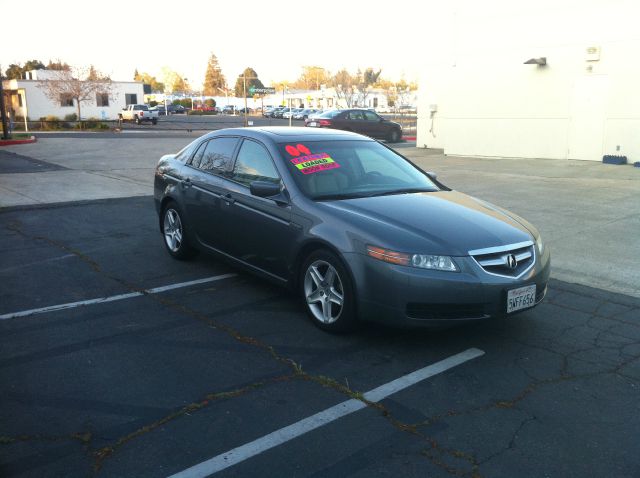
[3,0,636,90]
[0,0,442,89]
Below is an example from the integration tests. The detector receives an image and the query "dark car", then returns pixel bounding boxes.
[154,127,550,332]
[152,104,186,115]
[305,108,403,142]
[222,105,236,114]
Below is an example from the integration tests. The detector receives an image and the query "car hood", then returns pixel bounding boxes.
[320,191,535,256]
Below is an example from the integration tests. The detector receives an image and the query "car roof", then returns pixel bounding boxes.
[204,126,373,144]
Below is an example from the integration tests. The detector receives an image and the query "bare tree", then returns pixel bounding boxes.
[331,69,357,108]
[38,67,113,120]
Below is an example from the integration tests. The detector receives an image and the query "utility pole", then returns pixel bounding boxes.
[0,67,9,139]
[241,73,258,127]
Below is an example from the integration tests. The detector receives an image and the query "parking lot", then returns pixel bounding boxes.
[1,135,639,477]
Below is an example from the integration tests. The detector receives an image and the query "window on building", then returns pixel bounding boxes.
[96,93,109,107]
[373,97,378,108]
[125,93,137,105]
[60,94,74,107]
[18,94,23,107]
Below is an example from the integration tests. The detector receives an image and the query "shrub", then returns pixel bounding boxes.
[64,113,78,121]
[40,115,62,130]
[204,98,216,108]
[149,100,158,107]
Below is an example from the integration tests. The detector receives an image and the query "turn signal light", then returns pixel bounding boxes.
[367,246,410,266]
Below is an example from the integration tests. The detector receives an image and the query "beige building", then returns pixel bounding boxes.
[417,0,640,162]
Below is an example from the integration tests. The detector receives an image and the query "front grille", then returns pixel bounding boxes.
[469,241,535,278]
[406,303,487,321]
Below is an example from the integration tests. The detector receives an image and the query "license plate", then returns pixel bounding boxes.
[507,284,536,313]
[308,121,317,127]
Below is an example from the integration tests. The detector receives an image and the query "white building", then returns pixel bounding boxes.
[417,1,640,162]
[2,70,145,121]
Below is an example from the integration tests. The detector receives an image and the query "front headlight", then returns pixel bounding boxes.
[535,234,544,254]
[367,246,459,272]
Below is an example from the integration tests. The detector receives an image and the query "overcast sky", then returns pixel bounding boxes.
[0,0,443,88]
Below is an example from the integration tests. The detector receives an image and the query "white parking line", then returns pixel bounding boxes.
[168,348,485,478]
[0,273,237,320]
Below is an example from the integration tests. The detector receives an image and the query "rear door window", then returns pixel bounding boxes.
[196,137,239,175]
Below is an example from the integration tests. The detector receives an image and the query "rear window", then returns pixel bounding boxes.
[133,105,148,111]
[278,140,438,199]
[318,110,342,118]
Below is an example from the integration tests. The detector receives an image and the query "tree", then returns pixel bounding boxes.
[161,68,190,94]
[46,59,71,71]
[202,53,226,96]
[4,64,23,80]
[234,67,264,98]
[330,69,357,108]
[38,67,113,120]
[4,60,45,79]
[134,71,165,93]
[292,66,331,90]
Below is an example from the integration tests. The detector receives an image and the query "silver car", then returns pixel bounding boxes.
[154,127,550,332]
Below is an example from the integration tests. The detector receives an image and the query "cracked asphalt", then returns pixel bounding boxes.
[1,138,639,477]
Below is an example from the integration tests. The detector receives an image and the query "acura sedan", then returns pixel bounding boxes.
[154,127,550,332]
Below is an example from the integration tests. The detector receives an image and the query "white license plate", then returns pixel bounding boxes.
[507,285,536,313]
[308,121,317,127]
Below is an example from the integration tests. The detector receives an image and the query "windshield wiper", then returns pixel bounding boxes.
[313,192,369,201]
[364,188,435,197]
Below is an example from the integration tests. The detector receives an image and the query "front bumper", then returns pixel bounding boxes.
[343,247,551,327]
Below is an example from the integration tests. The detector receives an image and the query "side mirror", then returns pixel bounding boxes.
[250,180,281,198]
[427,171,438,180]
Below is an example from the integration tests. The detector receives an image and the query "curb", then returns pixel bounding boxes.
[0,136,38,146]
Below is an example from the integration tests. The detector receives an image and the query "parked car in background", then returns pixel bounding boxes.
[154,127,550,332]
[263,106,277,117]
[294,108,316,120]
[152,104,187,115]
[272,107,288,118]
[237,107,254,114]
[305,108,403,142]
[119,104,158,125]
[222,105,237,115]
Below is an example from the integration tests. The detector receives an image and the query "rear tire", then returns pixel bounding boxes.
[161,201,196,260]
[135,116,141,125]
[152,118,158,125]
[300,250,356,333]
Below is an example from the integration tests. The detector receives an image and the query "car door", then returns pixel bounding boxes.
[362,110,388,139]
[343,110,367,135]
[216,138,296,280]
[181,136,240,252]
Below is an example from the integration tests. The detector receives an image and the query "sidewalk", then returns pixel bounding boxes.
[1,136,639,298]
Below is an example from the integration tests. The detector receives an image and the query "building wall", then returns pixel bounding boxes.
[5,79,145,120]
[416,0,640,162]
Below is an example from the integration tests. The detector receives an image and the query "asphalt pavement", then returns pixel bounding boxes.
[0,133,639,477]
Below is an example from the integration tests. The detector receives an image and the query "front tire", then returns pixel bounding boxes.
[301,250,356,333]
[388,128,401,143]
[161,202,195,260]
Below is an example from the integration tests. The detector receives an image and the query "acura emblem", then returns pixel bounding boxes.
[506,254,518,269]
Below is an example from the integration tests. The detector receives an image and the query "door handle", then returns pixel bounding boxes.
[181,178,192,188]
[223,193,235,205]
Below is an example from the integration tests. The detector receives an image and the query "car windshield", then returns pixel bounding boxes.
[279,140,439,200]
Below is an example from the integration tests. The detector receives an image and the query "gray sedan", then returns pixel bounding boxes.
[154,127,550,332]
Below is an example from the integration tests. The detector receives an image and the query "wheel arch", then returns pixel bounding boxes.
[292,240,358,305]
